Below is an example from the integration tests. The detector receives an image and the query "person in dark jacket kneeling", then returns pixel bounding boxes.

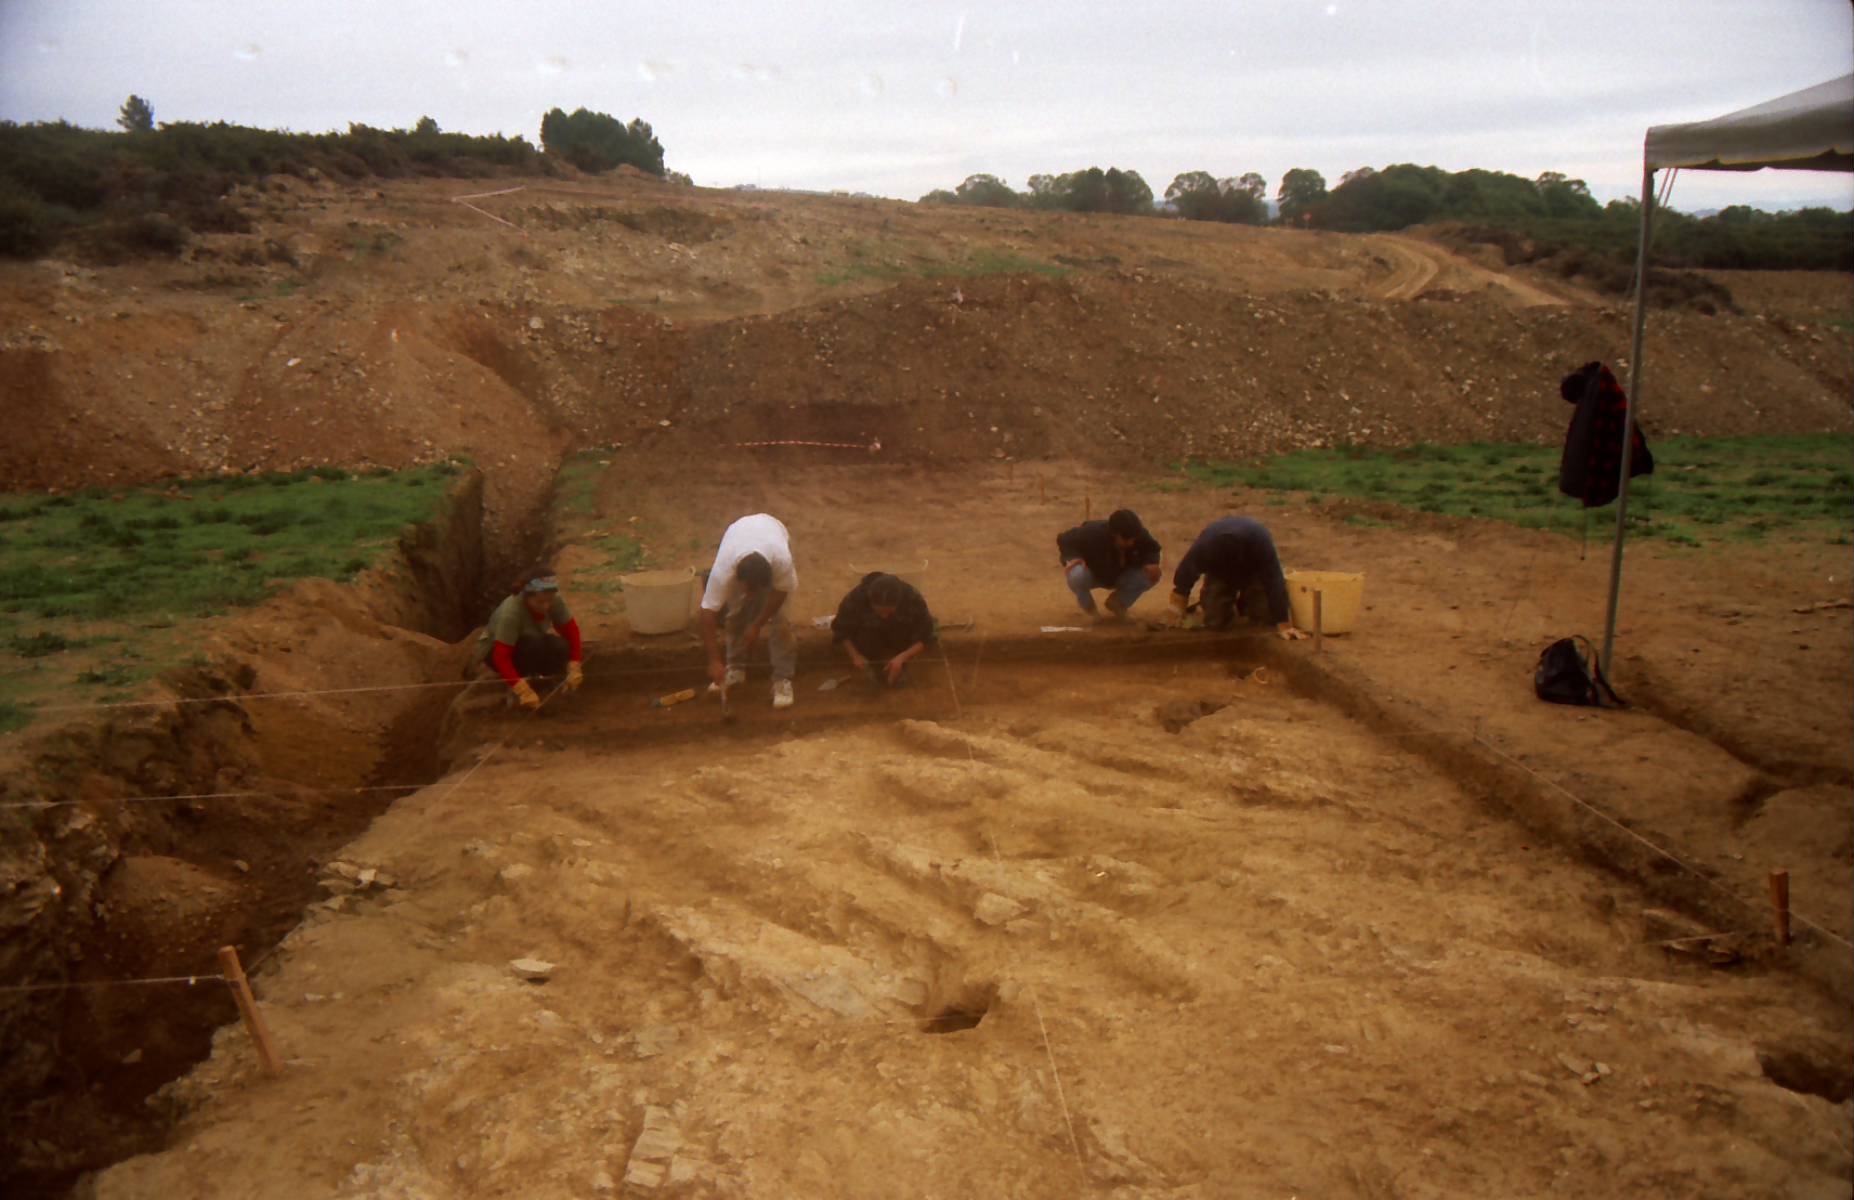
[1167,517,1308,640]
[832,572,936,686]
[1056,508,1163,619]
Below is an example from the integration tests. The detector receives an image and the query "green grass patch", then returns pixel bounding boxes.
[1170,434,1854,547]
[76,661,150,688]
[571,534,654,595]
[593,533,650,574]
[552,450,611,526]
[0,700,28,735]
[0,462,463,732]
[548,450,653,587]
[6,631,84,657]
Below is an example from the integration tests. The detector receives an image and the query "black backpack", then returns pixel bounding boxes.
[1534,636,1624,707]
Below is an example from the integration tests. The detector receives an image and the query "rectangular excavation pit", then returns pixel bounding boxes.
[98,622,1854,1198]
[444,628,1279,758]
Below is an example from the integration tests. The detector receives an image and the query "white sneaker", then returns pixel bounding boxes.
[771,679,794,709]
[707,667,746,693]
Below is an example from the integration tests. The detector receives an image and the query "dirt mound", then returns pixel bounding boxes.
[1,176,1846,513]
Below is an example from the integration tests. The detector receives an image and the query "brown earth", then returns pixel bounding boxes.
[0,175,1849,1196]
[2,174,1849,543]
[86,457,1854,1198]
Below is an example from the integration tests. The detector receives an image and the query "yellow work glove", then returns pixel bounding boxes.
[564,661,584,693]
[512,679,542,710]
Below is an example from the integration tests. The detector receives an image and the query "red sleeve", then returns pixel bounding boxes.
[557,617,583,662]
[489,641,522,687]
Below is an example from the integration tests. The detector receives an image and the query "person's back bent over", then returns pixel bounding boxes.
[1167,516,1307,640]
[699,514,799,709]
[833,571,936,686]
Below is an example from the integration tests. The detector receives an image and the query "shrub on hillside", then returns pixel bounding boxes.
[0,116,566,261]
[538,108,665,176]
[0,185,57,258]
[83,212,190,262]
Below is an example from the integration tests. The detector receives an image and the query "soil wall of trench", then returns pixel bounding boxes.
[0,470,492,1198]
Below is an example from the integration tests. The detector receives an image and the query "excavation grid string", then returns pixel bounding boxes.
[0,973,226,996]
[18,628,1261,714]
[0,783,428,812]
[1466,729,1852,951]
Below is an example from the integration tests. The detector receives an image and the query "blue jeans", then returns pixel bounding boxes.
[1065,564,1156,614]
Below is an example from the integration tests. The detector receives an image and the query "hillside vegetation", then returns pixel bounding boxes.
[0,104,674,261]
[921,161,1853,277]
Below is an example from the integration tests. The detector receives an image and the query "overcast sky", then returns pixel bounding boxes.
[3,1,1850,213]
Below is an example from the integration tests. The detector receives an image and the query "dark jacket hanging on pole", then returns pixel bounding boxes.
[1558,361,1653,508]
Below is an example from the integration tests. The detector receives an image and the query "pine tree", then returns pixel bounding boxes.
[117,94,154,134]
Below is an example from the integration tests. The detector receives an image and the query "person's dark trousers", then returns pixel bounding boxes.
[513,634,570,680]
[1235,582,1275,627]
[1200,579,1236,630]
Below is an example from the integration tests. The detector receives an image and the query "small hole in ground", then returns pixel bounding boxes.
[1757,1038,1854,1103]
[1157,697,1225,733]
[922,1003,987,1034]
[919,981,996,1034]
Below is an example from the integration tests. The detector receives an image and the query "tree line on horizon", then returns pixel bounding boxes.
[920,163,1852,273]
[0,97,684,260]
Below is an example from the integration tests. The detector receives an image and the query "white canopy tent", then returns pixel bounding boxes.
[1601,73,1854,673]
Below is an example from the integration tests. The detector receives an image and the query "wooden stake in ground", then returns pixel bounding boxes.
[1769,869,1792,946]
[1313,590,1325,654]
[217,945,282,1076]
[1084,494,1091,521]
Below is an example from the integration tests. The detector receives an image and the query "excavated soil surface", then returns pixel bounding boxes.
[90,646,1853,1199]
[82,458,1854,1199]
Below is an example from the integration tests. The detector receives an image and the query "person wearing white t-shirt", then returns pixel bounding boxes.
[699,513,799,709]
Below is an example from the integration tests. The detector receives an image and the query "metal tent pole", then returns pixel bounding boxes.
[1601,161,1656,675]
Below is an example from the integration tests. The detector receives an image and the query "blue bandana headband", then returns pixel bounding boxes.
[524,576,560,594]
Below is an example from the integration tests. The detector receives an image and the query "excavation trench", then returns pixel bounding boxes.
[0,470,526,1198]
[88,621,1854,1197]
[459,622,1854,1008]
[12,592,1847,1195]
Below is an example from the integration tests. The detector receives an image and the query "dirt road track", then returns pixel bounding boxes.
[1373,236,1442,300]
[1371,234,1570,306]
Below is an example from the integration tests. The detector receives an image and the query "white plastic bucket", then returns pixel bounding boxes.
[621,568,695,635]
[1285,570,1365,635]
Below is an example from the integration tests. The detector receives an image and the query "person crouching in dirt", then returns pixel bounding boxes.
[1057,508,1163,620]
[1167,517,1308,640]
[700,513,799,710]
[475,571,585,708]
[832,572,936,687]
